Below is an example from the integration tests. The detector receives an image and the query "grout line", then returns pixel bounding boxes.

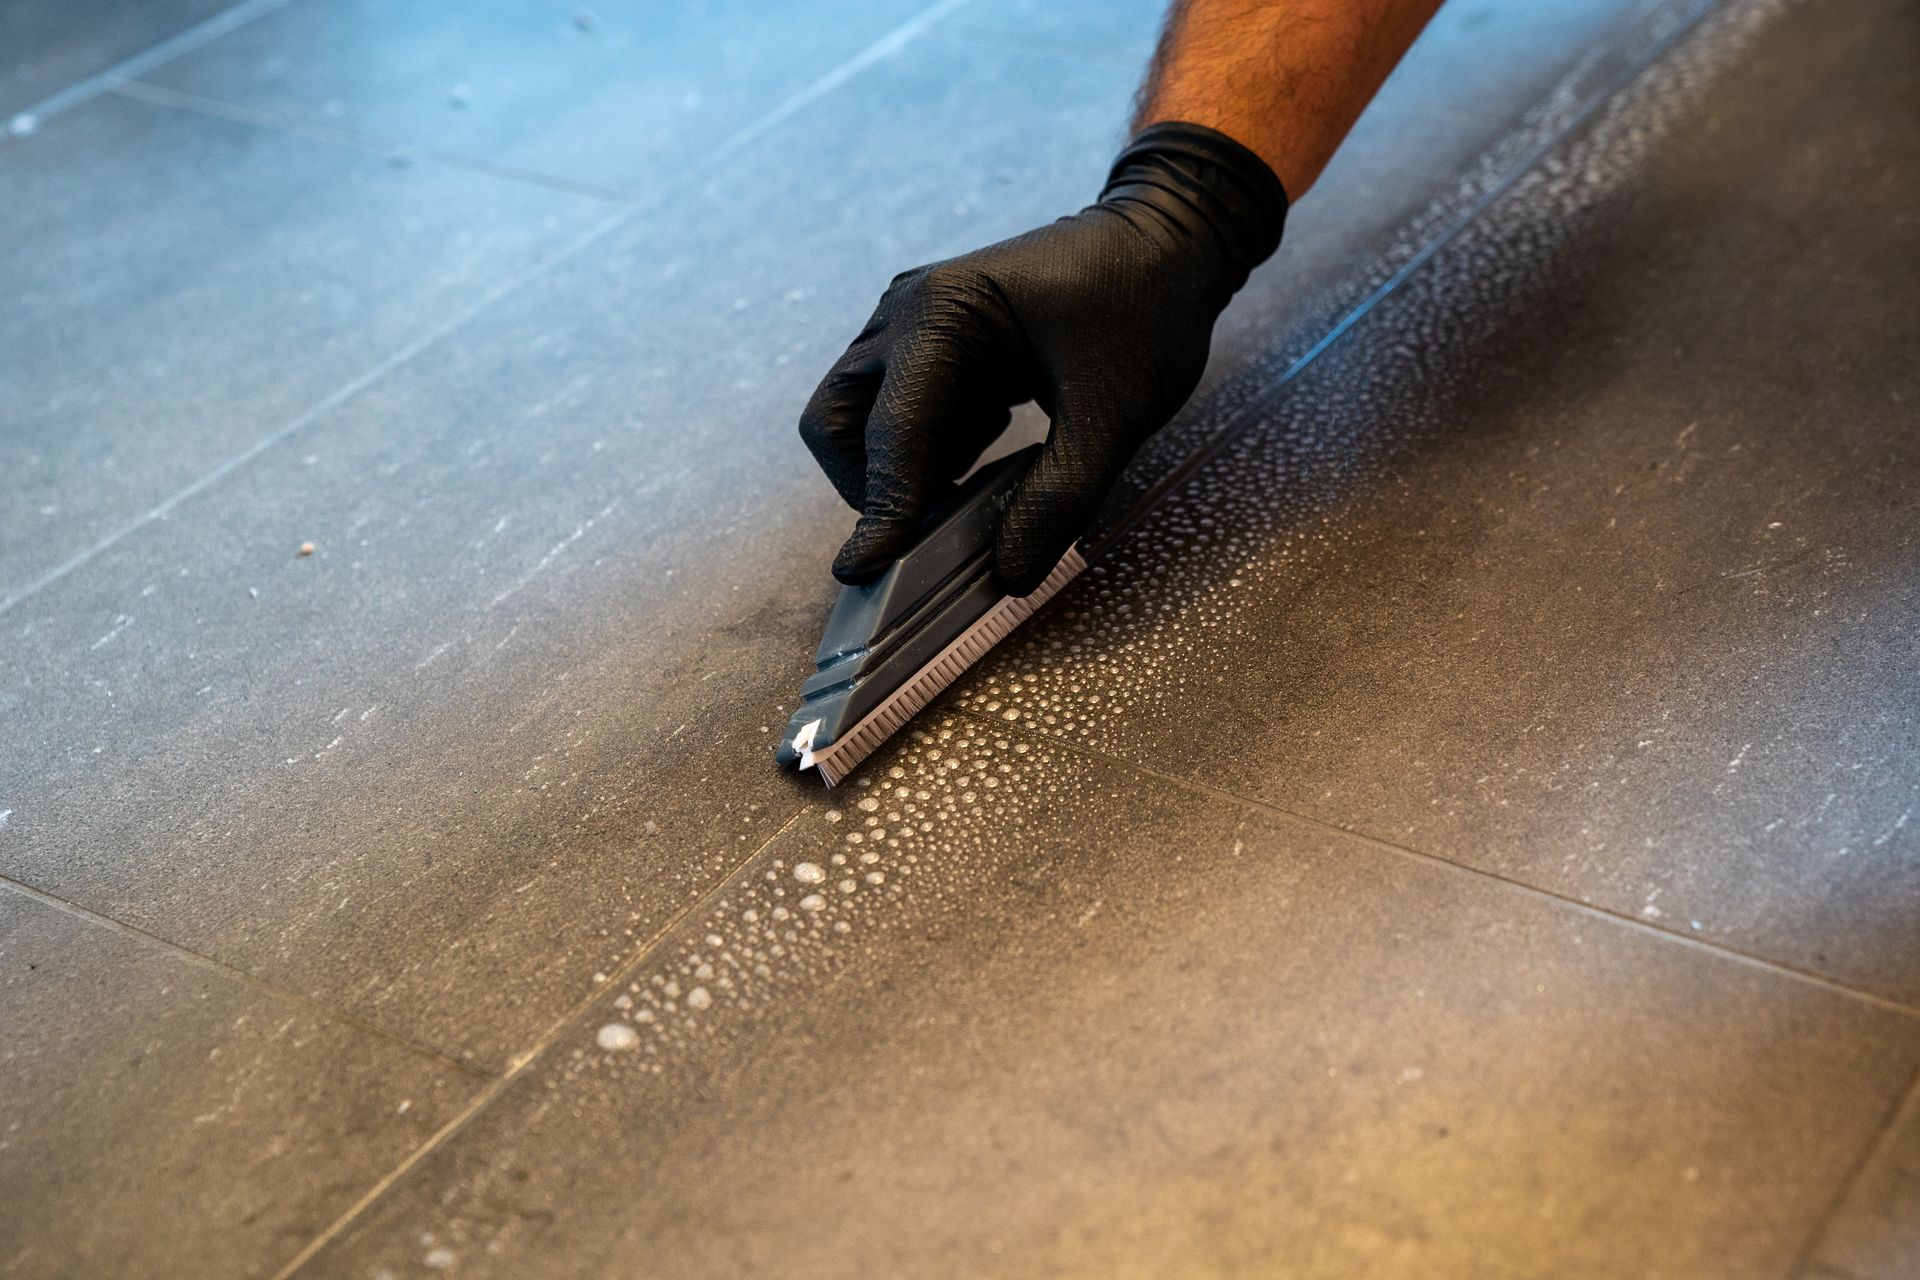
[0,0,974,620]
[950,707,1920,1021]
[1092,0,1720,551]
[5,0,292,133]
[697,0,971,172]
[0,873,492,1080]
[1787,1062,1920,1277]
[266,801,815,1280]
[108,78,636,204]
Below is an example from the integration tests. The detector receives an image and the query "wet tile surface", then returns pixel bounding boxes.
[7,0,1913,1272]
[0,0,233,119]
[974,0,1920,1003]
[1806,1085,1920,1280]
[0,91,605,603]
[302,711,1920,1279]
[0,886,477,1280]
[139,0,935,193]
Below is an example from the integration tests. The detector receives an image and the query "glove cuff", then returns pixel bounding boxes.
[1101,120,1290,293]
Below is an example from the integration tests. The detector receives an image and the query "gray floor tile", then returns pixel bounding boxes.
[138,0,940,194]
[0,885,478,1280]
[0,91,606,604]
[298,711,1920,1279]
[1805,1082,1920,1280]
[967,0,1920,1002]
[0,0,236,120]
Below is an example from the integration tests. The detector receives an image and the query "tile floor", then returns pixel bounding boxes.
[1,0,1913,1276]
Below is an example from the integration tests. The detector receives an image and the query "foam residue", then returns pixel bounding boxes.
[560,722,1069,1074]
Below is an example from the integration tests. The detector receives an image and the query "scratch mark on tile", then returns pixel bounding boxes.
[1871,810,1911,848]
[490,499,621,608]
[90,614,134,651]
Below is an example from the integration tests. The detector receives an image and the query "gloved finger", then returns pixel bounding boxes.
[831,344,999,584]
[797,335,885,511]
[993,397,1133,596]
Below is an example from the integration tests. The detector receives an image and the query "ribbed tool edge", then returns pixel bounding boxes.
[810,545,1088,786]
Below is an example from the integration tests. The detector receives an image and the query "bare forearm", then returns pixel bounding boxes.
[1135,0,1444,197]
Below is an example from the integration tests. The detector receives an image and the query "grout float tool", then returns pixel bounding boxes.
[776,445,1085,786]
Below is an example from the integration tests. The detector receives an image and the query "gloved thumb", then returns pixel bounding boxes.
[993,402,1129,596]
[833,501,927,583]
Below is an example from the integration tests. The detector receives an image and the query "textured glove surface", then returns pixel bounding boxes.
[799,121,1288,595]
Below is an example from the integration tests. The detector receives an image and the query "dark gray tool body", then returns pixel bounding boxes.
[777,446,1083,784]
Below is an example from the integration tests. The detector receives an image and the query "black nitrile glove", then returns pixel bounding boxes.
[798,120,1288,595]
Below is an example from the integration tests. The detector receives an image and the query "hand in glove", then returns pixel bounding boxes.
[798,121,1289,595]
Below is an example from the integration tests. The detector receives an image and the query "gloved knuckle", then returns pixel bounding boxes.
[918,262,990,301]
[880,266,931,307]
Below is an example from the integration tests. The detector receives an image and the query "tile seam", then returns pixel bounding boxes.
[0,873,493,1080]
[4,0,292,130]
[106,78,636,203]
[950,707,1920,1021]
[267,799,815,1280]
[1786,1062,1920,1277]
